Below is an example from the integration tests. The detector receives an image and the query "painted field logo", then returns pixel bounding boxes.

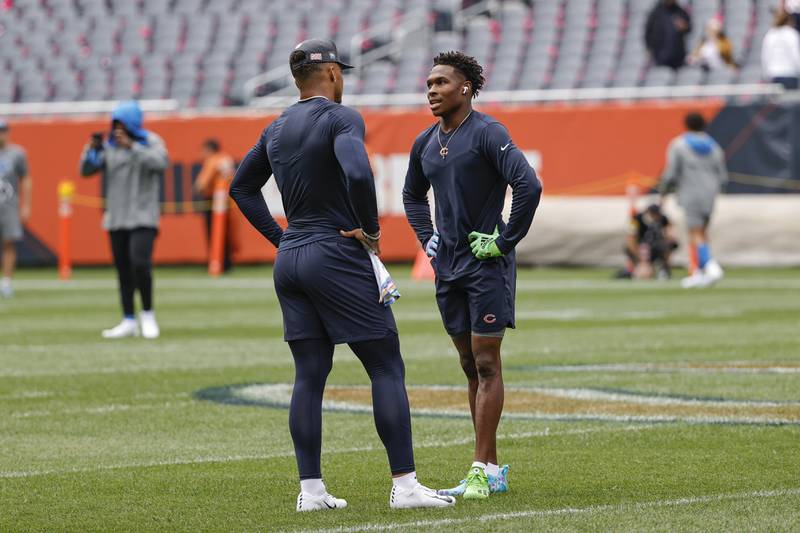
[196,383,800,426]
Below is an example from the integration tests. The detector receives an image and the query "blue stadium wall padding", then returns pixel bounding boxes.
[707,101,800,194]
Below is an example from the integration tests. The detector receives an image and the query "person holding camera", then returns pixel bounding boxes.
[617,204,679,281]
[80,101,168,339]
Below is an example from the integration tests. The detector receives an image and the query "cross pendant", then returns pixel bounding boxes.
[439,147,448,158]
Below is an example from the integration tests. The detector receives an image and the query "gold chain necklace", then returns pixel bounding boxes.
[436,111,472,159]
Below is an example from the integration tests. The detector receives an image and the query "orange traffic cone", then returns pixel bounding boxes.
[411,249,435,280]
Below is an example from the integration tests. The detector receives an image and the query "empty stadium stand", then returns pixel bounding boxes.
[0,0,783,108]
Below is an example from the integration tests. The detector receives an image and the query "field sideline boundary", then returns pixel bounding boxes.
[297,487,800,533]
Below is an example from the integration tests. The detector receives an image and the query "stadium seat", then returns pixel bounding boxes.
[0,0,776,106]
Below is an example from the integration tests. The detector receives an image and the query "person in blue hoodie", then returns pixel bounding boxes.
[658,112,728,288]
[80,101,168,338]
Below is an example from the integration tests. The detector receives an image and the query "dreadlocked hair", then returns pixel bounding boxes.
[432,51,485,98]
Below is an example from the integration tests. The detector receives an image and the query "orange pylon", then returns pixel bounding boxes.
[411,249,435,280]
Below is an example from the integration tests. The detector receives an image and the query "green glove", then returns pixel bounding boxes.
[468,227,503,260]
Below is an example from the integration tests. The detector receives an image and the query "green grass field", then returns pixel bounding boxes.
[2,266,799,532]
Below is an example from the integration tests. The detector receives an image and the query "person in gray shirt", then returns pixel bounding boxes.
[80,101,168,338]
[658,112,728,289]
[0,119,32,298]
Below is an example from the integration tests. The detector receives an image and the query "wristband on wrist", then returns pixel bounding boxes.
[362,230,381,242]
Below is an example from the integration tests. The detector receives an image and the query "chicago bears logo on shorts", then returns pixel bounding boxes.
[483,314,497,324]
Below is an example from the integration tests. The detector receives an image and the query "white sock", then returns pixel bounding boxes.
[300,478,326,496]
[140,310,155,320]
[485,463,500,477]
[471,461,487,471]
[122,317,137,325]
[392,471,417,491]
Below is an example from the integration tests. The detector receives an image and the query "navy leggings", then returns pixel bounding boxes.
[288,333,415,480]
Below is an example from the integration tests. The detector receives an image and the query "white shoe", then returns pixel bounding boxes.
[703,260,724,286]
[140,311,160,339]
[390,482,457,509]
[296,492,347,512]
[0,284,12,298]
[101,319,139,339]
[680,272,706,289]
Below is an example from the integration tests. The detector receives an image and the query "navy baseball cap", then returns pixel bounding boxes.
[290,39,353,72]
[0,119,8,131]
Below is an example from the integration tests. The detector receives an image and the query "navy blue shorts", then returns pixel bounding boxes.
[273,237,397,344]
[434,253,516,337]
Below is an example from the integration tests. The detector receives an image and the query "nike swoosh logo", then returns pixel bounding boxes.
[500,142,511,151]
[324,501,335,508]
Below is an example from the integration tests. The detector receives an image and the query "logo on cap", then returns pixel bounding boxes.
[329,52,336,59]
[310,52,323,60]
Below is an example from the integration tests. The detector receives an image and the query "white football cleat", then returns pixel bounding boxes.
[703,260,724,286]
[140,311,160,339]
[390,483,456,509]
[680,272,706,289]
[296,492,347,512]
[101,319,139,339]
[0,284,12,299]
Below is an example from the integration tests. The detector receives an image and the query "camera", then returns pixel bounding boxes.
[91,132,104,150]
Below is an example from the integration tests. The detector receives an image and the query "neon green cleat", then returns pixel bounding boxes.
[462,466,490,500]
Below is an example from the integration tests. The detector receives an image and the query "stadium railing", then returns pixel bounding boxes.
[248,83,785,110]
[0,99,179,117]
[0,85,784,116]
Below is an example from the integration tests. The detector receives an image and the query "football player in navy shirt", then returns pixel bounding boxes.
[403,51,542,500]
[230,39,455,512]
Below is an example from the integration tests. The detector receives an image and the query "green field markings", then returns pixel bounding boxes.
[196,383,800,426]
[298,487,800,533]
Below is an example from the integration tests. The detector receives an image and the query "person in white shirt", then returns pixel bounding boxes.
[690,18,737,72]
[784,0,800,32]
[762,8,800,89]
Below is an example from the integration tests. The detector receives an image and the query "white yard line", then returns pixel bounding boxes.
[0,390,53,400]
[0,424,653,479]
[9,400,196,419]
[533,363,800,375]
[0,359,289,379]
[301,487,800,533]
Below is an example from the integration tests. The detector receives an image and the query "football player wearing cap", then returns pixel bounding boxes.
[0,119,32,299]
[403,51,542,500]
[230,39,455,513]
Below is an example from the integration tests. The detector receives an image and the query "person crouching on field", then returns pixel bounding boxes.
[617,204,679,280]
[657,112,727,288]
[80,101,169,338]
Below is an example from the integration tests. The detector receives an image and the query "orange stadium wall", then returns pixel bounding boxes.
[8,101,721,265]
